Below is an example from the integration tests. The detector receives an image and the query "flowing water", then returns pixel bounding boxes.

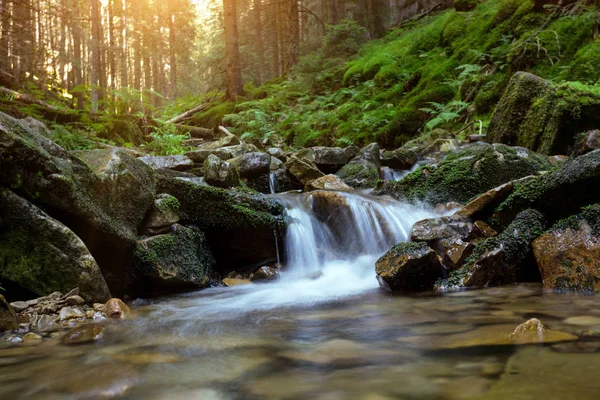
[2,191,600,399]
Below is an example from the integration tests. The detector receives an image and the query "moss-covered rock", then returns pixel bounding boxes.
[444,209,545,288]
[228,152,271,179]
[375,143,551,205]
[0,188,111,303]
[285,155,325,185]
[142,194,181,235]
[156,176,286,271]
[488,72,600,155]
[0,294,18,332]
[133,225,216,294]
[297,146,360,174]
[381,148,419,170]
[203,154,240,188]
[336,143,381,188]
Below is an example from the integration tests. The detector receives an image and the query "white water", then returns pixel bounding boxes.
[173,190,438,319]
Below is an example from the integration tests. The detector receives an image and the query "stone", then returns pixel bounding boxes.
[336,143,381,188]
[432,238,475,271]
[563,316,600,326]
[22,332,43,344]
[374,143,551,205]
[59,306,85,321]
[62,288,80,298]
[270,156,283,171]
[267,147,287,161]
[375,242,445,292]
[410,216,473,243]
[468,220,498,241]
[455,181,514,220]
[133,224,216,294]
[487,72,600,155]
[573,130,600,157]
[425,138,460,154]
[203,154,240,188]
[138,155,194,171]
[0,188,111,303]
[142,194,181,235]
[229,152,271,179]
[304,174,354,192]
[269,167,303,193]
[9,301,29,313]
[185,142,258,163]
[469,134,487,143]
[222,278,253,287]
[31,314,60,332]
[454,0,477,12]
[285,156,324,185]
[251,266,280,282]
[93,303,105,312]
[381,148,419,170]
[533,218,600,292]
[0,294,18,332]
[65,295,86,306]
[104,298,131,320]
[62,324,105,345]
[112,352,183,364]
[296,146,360,173]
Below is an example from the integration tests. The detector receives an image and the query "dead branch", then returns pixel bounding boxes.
[167,92,222,125]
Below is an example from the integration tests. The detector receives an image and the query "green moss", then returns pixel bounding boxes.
[388,241,430,257]
[192,102,236,129]
[336,161,380,188]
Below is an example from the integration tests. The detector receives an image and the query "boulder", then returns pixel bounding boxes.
[0,113,156,296]
[375,242,445,292]
[445,209,546,288]
[185,143,259,163]
[251,266,280,282]
[142,194,180,235]
[410,216,473,243]
[285,156,324,185]
[304,174,353,192]
[432,238,475,272]
[156,176,285,271]
[297,146,359,174]
[133,225,216,294]
[0,294,18,332]
[203,154,240,188]
[104,298,131,320]
[229,152,271,179]
[374,143,552,205]
[269,168,303,193]
[0,188,111,303]
[454,181,515,220]
[533,205,600,292]
[267,147,287,161]
[487,72,600,155]
[381,148,419,170]
[138,155,194,171]
[336,143,381,188]
[573,130,600,157]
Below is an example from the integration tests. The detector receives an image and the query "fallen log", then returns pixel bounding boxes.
[176,124,215,139]
[166,92,222,125]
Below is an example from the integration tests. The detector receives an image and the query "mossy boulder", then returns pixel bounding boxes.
[142,194,181,235]
[0,294,18,332]
[285,156,325,185]
[0,113,155,296]
[375,242,445,292]
[336,143,381,188]
[0,188,111,303]
[203,154,240,188]
[444,209,545,288]
[533,204,600,292]
[156,176,286,271]
[375,143,552,205]
[487,72,600,155]
[138,155,194,171]
[297,146,360,174]
[133,225,216,294]
[381,148,419,170]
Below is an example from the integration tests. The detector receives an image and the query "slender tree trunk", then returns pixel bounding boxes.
[286,0,300,71]
[223,0,243,99]
[252,0,265,84]
[0,0,12,79]
[90,0,103,113]
[169,12,177,99]
[71,0,84,109]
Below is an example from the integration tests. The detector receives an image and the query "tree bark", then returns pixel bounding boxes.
[223,0,243,99]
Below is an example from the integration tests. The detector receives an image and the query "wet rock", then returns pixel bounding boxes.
[573,130,600,157]
[222,278,253,287]
[59,306,85,321]
[376,242,445,292]
[469,134,487,143]
[229,152,271,179]
[563,316,600,326]
[93,303,105,312]
[374,143,551,205]
[455,181,515,220]
[9,301,29,313]
[133,224,216,294]
[304,174,353,192]
[533,213,600,292]
[410,216,473,243]
[269,167,303,193]
[434,202,463,214]
[297,146,359,173]
[22,332,43,344]
[0,295,18,332]
[425,138,460,154]
[251,266,280,282]
[285,156,324,185]
[468,220,498,241]
[31,314,60,332]
[104,298,131,320]
[142,194,181,235]
[432,238,475,272]
[62,324,105,345]
[0,188,111,303]
[203,154,240,188]
[112,352,183,364]
[336,143,381,188]
[381,148,419,170]
[65,295,85,306]
[138,155,194,171]
[270,156,283,171]
[267,147,287,161]
[185,142,259,163]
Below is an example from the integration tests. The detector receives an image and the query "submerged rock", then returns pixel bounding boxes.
[336,143,381,188]
[376,242,445,292]
[0,294,18,332]
[304,174,353,192]
[222,278,253,287]
[62,324,105,345]
[203,154,240,188]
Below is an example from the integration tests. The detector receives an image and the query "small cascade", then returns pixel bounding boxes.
[269,172,276,194]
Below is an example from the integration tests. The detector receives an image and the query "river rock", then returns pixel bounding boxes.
[297,146,360,173]
[229,152,271,179]
[138,155,194,171]
[267,147,287,161]
[62,324,105,345]
[9,301,29,313]
[432,238,475,271]
[269,167,303,193]
[251,266,280,282]
[59,306,85,321]
[374,143,551,205]
[336,143,381,188]
[381,148,419,170]
[31,314,60,332]
[156,176,285,270]
[142,194,181,235]
[104,298,131,320]
[304,174,353,192]
[533,207,600,291]
[65,295,85,306]
[0,188,111,303]
[375,242,445,292]
[285,156,324,185]
[133,224,216,294]
[0,295,18,332]
[455,181,515,220]
[410,216,473,243]
[185,142,258,163]
[203,154,240,188]
[223,278,253,287]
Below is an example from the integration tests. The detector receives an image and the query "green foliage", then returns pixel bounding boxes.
[48,125,97,151]
[420,100,470,131]
[146,121,190,156]
[323,19,368,56]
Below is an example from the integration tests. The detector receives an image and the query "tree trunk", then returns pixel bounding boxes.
[71,0,84,110]
[223,0,243,99]
[169,11,177,99]
[0,0,12,82]
[252,0,265,84]
[90,0,103,113]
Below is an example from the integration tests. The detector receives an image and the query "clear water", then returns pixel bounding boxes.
[2,191,600,399]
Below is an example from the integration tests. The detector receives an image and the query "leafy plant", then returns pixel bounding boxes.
[420,100,470,131]
[146,121,190,155]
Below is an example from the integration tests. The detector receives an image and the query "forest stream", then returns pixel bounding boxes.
[2,191,600,399]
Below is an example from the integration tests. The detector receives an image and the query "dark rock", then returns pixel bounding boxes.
[251,266,280,282]
[469,134,487,143]
[336,143,381,188]
[142,194,180,235]
[297,146,359,173]
[432,238,475,272]
[533,205,600,292]
[285,156,324,185]
[133,225,216,294]
[381,148,419,170]
[0,188,111,303]
[375,242,445,292]
[270,168,303,193]
[203,154,240,188]
[468,220,498,241]
[229,152,271,179]
[0,294,18,332]
[573,130,600,157]
[374,143,552,205]
[487,72,600,155]
[138,155,194,171]
[454,0,477,12]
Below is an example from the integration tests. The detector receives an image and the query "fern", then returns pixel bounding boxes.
[420,100,470,131]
